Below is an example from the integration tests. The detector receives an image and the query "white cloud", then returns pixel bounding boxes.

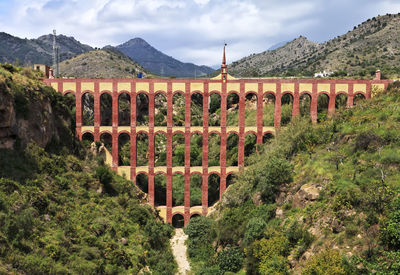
[0,0,399,66]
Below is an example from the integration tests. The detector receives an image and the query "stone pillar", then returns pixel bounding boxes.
[347,83,354,107]
[292,82,300,118]
[148,84,155,207]
[112,81,118,170]
[238,82,245,168]
[94,82,100,140]
[130,82,137,181]
[274,83,282,129]
[202,83,209,215]
[310,83,318,124]
[75,81,82,139]
[184,83,191,226]
[220,81,227,196]
[256,83,263,144]
[328,83,336,117]
[166,82,173,223]
[366,83,372,99]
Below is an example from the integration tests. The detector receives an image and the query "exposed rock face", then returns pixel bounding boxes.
[292,183,321,208]
[0,89,71,150]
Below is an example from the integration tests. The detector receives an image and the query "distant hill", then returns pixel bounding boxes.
[0,32,92,65]
[229,13,400,78]
[59,48,151,78]
[115,38,215,78]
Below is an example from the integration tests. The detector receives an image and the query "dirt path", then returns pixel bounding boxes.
[170,228,190,275]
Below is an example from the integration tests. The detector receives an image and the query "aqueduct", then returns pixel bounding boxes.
[44,50,391,226]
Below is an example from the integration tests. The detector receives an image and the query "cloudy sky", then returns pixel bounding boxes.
[1,0,400,68]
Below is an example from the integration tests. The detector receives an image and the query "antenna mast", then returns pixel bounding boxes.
[52,29,59,77]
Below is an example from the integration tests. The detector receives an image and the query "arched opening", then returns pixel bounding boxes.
[154,133,167,167]
[82,92,94,126]
[136,132,148,166]
[209,93,221,126]
[191,93,203,126]
[281,93,293,126]
[245,93,258,126]
[335,93,347,110]
[244,133,257,166]
[208,173,220,206]
[82,132,94,147]
[172,173,184,206]
[191,214,201,220]
[172,133,185,167]
[118,133,131,166]
[100,132,112,153]
[190,133,202,167]
[136,173,148,194]
[100,93,112,126]
[299,93,311,118]
[190,174,202,207]
[317,93,330,122]
[354,93,366,105]
[262,133,274,144]
[173,93,185,126]
[226,132,238,166]
[263,93,275,126]
[172,214,184,228]
[155,93,167,126]
[154,173,166,206]
[118,93,130,126]
[226,93,239,126]
[136,93,149,126]
[64,93,76,122]
[208,133,220,166]
[226,173,234,189]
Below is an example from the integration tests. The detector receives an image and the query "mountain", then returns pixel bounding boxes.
[229,13,400,78]
[115,38,215,78]
[59,48,151,78]
[267,40,290,51]
[0,32,92,65]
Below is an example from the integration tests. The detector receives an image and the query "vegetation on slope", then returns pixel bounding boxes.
[60,48,152,79]
[0,64,177,274]
[186,83,400,274]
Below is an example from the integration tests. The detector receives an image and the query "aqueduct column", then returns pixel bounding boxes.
[238,82,245,168]
[328,83,336,117]
[220,82,227,196]
[166,82,173,223]
[256,82,263,144]
[347,83,354,107]
[184,84,191,225]
[310,83,318,124]
[130,82,137,181]
[274,84,282,129]
[75,82,82,138]
[202,83,209,215]
[292,82,300,118]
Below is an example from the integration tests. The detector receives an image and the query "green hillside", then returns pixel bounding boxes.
[0,64,176,274]
[185,83,400,274]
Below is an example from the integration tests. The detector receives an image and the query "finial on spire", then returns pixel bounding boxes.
[222,42,227,65]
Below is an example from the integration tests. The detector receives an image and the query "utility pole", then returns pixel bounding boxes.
[52,29,59,77]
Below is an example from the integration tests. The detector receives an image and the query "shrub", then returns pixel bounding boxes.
[302,250,346,275]
[380,197,400,249]
[185,216,216,262]
[243,217,267,246]
[217,246,243,273]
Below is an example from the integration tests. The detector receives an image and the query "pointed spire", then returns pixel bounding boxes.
[222,43,226,65]
[221,43,227,82]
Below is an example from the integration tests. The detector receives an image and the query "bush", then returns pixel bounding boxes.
[302,250,346,275]
[217,246,243,273]
[381,197,400,249]
[184,216,216,262]
[243,217,267,246]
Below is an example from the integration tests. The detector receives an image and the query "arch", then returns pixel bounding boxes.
[244,133,257,166]
[118,133,130,166]
[154,93,167,126]
[226,92,239,126]
[190,133,202,167]
[154,133,167,167]
[262,132,274,144]
[172,133,185,167]
[281,93,293,126]
[245,92,258,126]
[172,173,185,206]
[136,173,148,194]
[208,173,220,207]
[136,93,149,126]
[136,132,148,166]
[64,92,76,119]
[118,93,131,126]
[154,173,166,206]
[100,93,112,126]
[191,93,203,126]
[82,92,94,126]
[226,132,239,166]
[208,133,220,166]
[209,92,221,126]
[354,93,366,105]
[263,93,275,127]
[335,93,347,110]
[173,92,185,126]
[172,213,184,228]
[299,93,312,118]
[317,93,330,122]
[100,132,112,153]
[190,213,201,219]
[190,173,202,207]
[82,132,94,147]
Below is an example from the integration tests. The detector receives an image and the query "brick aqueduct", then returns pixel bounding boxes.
[44,50,391,226]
